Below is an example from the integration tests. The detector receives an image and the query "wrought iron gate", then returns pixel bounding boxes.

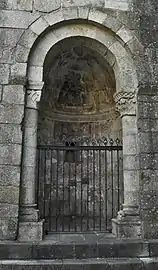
[36,137,123,233]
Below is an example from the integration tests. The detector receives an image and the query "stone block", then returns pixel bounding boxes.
[149,241,158,257]
[63,0,104,8]
[112,218,141,238]
[10,63,27,85]
[44,9,64,26]
[0,165,20,186]
[18,29,38,49]
[142,221,158,239]
[0,203,18,218]
[2,85,25,104]
[32,243,75,259]
[107,258,143,270]
[139,169,158,190]
[0,217,18,240]
[62,7,78,20]
[102,13,123,33]
[0,64,10,84]
[78,7,89,19]
[104,0,129,11]
[18,220,44,241]
[140,190,157,210]
[0,242,33,259]
[30,17,49,35]
[0,0,33,11]
[0,144,22,165]
[116,25,133,44]
[138,118,158,133]
[141,208,158,222]
[140,153,158,170]
[16,45,30,63]
[34,0,60,12]
[0,10,39,29]
[0,104,24,124]
[0,185,19,204]
[138,102,158,119]
[138,132,158,153]
[0,29,24,64]
[88,8,107,25]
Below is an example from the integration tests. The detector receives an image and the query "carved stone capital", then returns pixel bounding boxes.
[26,81,44,109]
[114,91,136,116]
[26,90,42,109]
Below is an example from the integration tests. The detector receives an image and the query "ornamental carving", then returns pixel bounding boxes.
[26,90,42,109]
[114,91,136,116]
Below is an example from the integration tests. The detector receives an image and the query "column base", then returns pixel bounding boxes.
[112,211,141,238]
[19,204,39,222]
[18,220,44,241]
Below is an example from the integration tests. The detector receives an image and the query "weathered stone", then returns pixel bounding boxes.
[0,124,22,144]
[0,0,33,11]
[18,29,38,49]
[0,203,18,217]
[15,45,30,63]
[0,64,10,84]
[27,66,43,82]
[10,63,27,85]
[0,104,24,124]
[2,85,25,104]
[0,217,18,240]
[30,17,49,36]
[18,220,44,241]
[0,10,39,28]
[0,186,19,204]
[63,0,104,8]
[116,25,133,44]
[0,29,24,64]
[123,135,137,155]
[0,165,20,186]
[104,0,129,10]
[34,0,60,12]
[0,144,22,165]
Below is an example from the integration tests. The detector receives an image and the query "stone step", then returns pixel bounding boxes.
[0,238,157,260]
[0,258,158,270]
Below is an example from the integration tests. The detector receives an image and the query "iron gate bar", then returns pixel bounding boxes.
[36,137,123,233]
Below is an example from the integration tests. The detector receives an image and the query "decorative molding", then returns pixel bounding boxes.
[114,91,136,116]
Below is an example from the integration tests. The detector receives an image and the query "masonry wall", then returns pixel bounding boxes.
[0,0,157,239]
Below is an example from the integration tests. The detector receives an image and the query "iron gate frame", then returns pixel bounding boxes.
[36,137,123,233]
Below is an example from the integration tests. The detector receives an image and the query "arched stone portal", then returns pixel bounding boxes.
[37,37,123,233]
[18,20,140,240]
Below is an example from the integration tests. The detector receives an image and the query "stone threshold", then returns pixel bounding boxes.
[1,258,158,270]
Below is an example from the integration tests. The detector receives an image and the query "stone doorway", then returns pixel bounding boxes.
[36,37,123,234]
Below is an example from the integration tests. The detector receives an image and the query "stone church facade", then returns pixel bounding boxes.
[0,0,158,268]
